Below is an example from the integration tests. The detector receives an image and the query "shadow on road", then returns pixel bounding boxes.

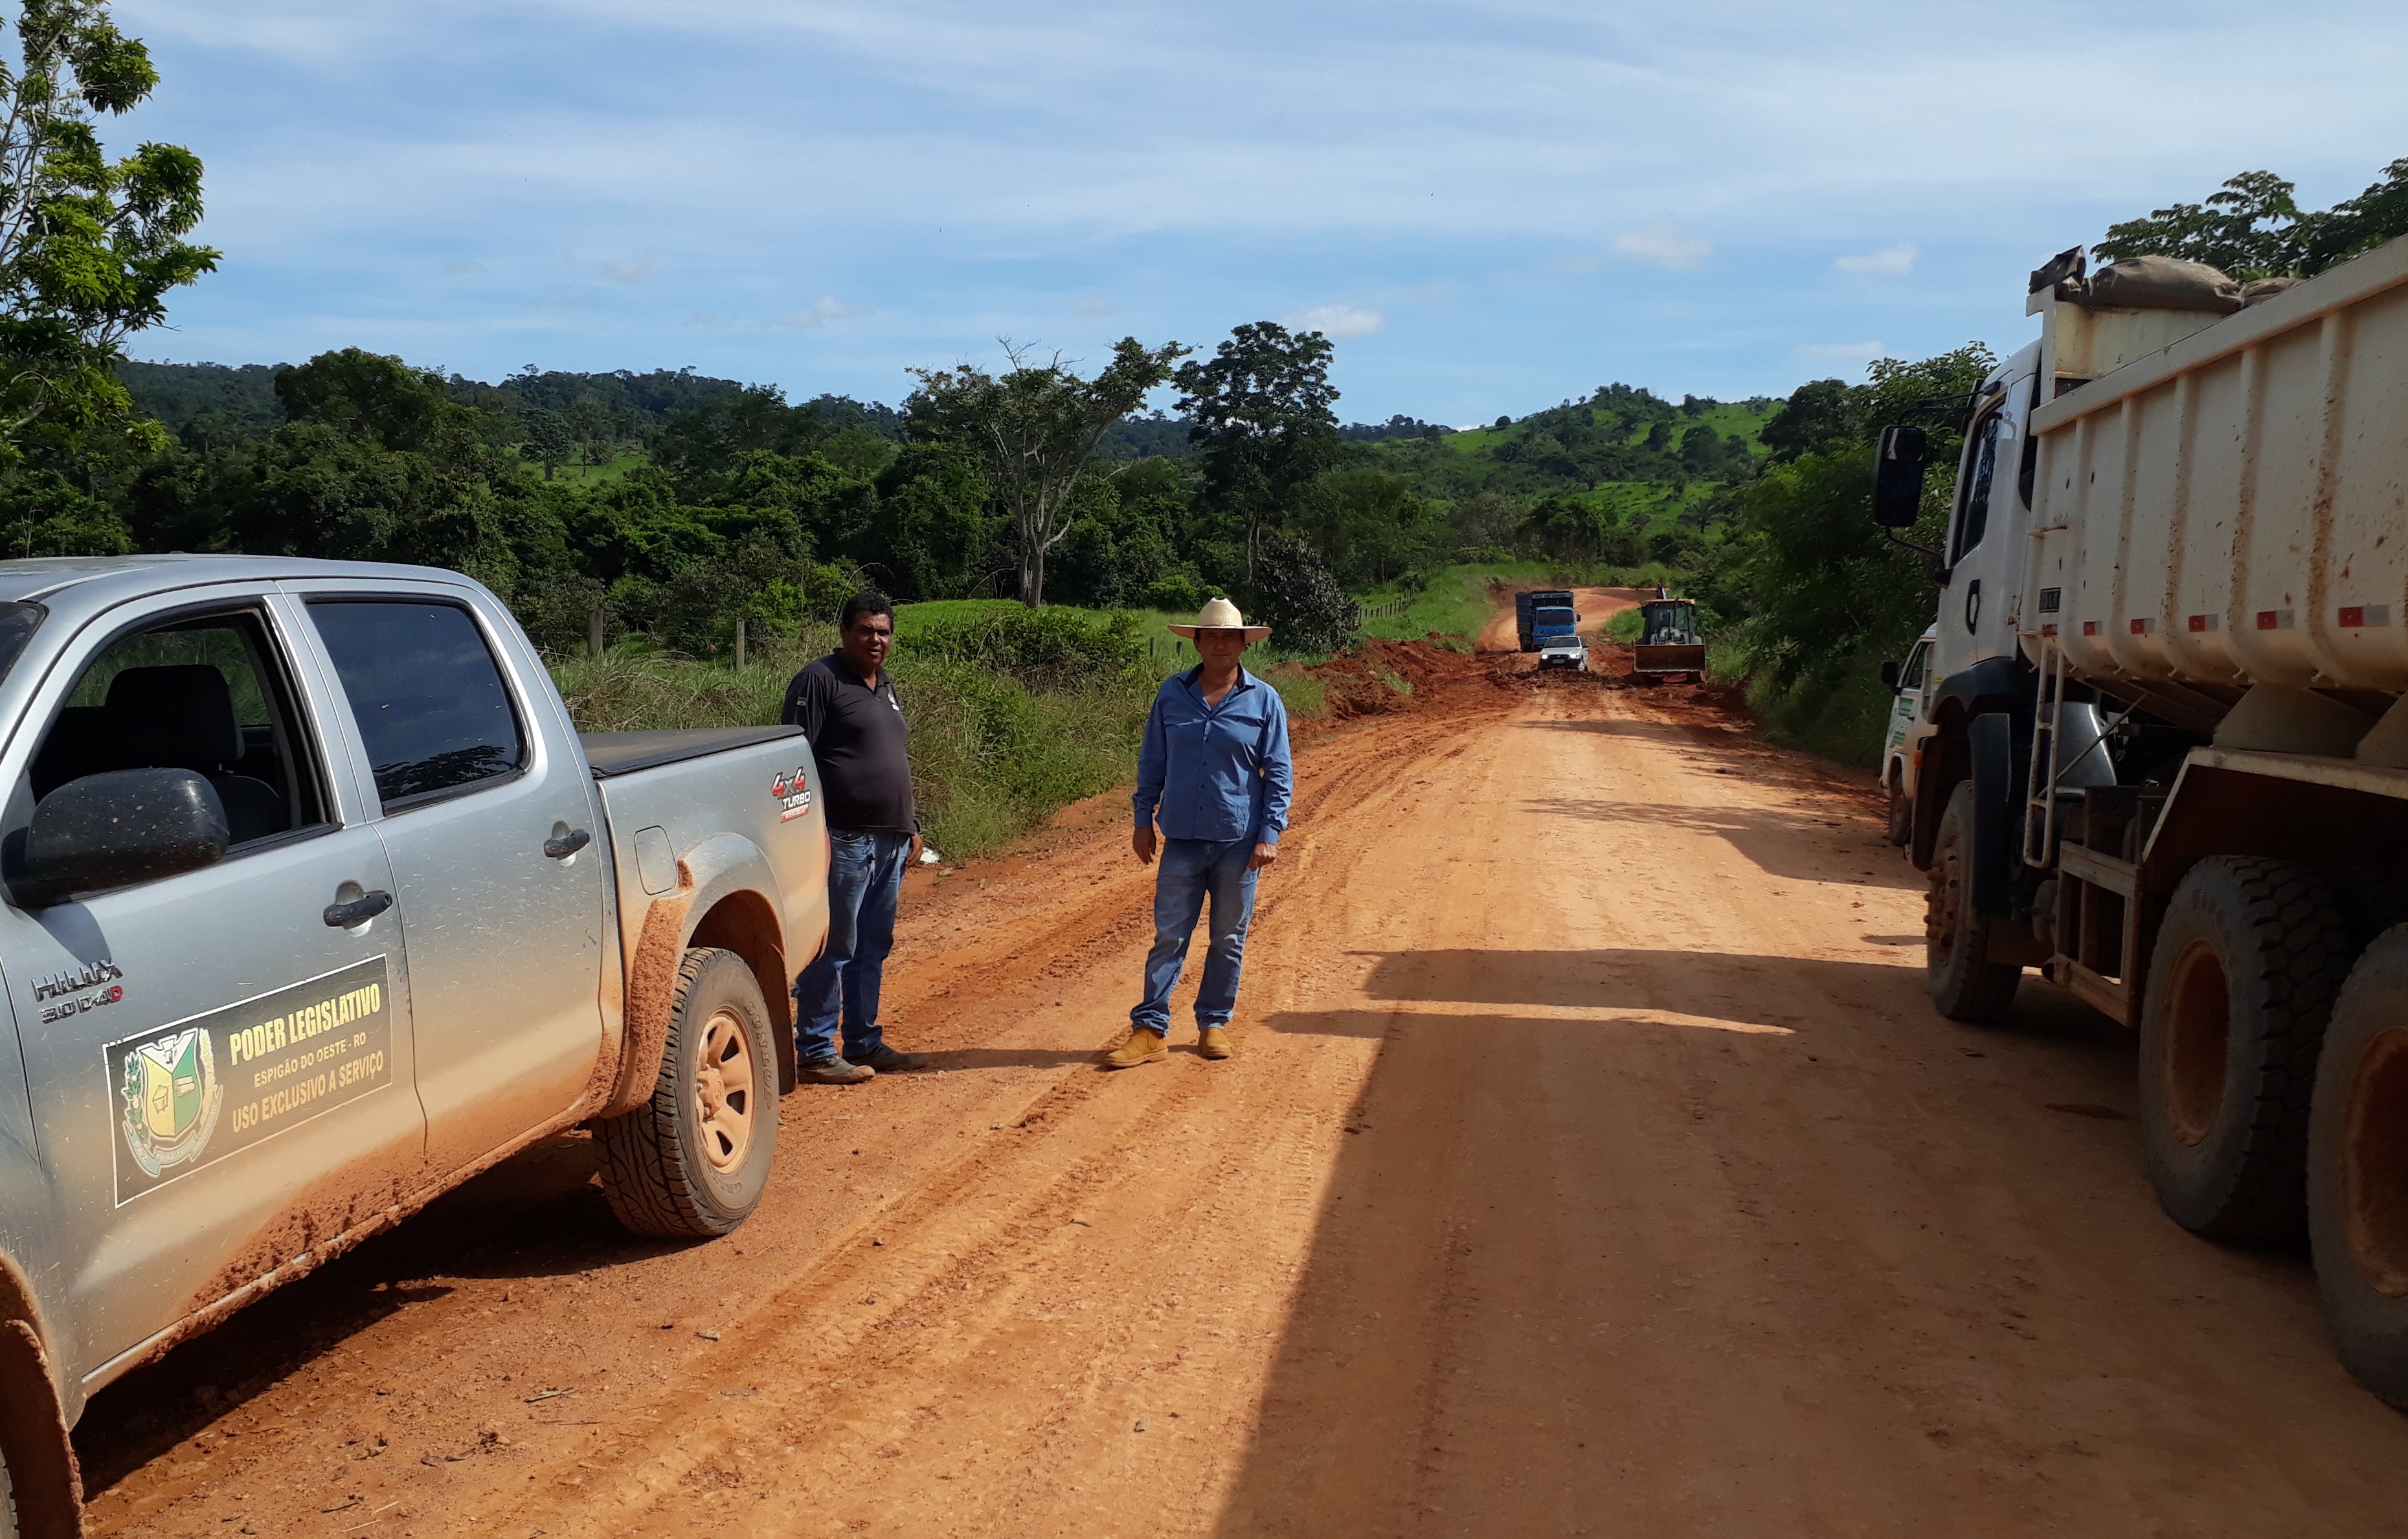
[1337,946,1932,1029]
[1202,948,2319,1536]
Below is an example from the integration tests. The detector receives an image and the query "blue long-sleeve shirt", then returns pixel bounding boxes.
[1133,666,1293,846]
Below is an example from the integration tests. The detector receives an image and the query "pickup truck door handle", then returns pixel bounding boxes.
[544,827,592,860]
[323,890,394,928]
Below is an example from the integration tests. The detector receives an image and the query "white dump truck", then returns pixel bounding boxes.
[1874,236,2408,1404]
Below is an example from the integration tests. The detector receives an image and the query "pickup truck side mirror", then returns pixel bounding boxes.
[10,769,229,908]
[1872,425,1929,528]
[1880,660,1901,692]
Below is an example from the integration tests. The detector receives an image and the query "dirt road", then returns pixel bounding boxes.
[74,645,2408,1536]
[1472,584,1648,653]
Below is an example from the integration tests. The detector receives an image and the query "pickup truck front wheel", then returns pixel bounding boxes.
[0,1320,80,1539]
[598,947,779,1239]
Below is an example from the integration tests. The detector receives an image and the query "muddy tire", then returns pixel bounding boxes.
[1925,783,2021,1023]
[0,1322,78,1539]
[2309,927,2408,1403]
[1885,780,1913,847]
[597,947,778,1240]
[2139,857,2352,1242]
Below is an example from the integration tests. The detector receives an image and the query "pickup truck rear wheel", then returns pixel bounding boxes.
[1925,782,2020,1023]
[2310,927,2408,1404]
[2139,857,2351,1242]
[597,947,779,1240]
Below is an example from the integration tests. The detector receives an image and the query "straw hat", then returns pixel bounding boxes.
[1168,596,1271,641]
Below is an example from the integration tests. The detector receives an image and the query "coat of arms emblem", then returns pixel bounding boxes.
[118,1026,223,1178]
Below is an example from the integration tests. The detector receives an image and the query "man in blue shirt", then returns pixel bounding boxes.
[1105,598,1294,1068]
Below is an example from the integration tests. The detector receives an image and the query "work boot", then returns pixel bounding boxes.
[1197,1026,1233,1061]
[847,1044,928,1072]
[799,1054,873,1084]
[1102,1028,1169,1069]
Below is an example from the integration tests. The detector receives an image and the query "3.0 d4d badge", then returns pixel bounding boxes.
[118,1026,223,1180]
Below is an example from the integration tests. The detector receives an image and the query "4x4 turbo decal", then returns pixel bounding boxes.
[106,955,394,1206]
[771,763,813,822]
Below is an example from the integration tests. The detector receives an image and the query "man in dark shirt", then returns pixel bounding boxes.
[782,593,928,1083]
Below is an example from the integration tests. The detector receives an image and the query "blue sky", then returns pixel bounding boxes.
[111,1,2408,423]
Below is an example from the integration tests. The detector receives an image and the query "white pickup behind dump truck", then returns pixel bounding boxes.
[0,557,829,1537]
[1877,235,2408,1404]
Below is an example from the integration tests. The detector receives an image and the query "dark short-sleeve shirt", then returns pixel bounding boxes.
[781,652,918,835]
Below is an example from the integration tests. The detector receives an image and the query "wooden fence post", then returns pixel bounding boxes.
[735,616,747,670]
[588,606,604,658]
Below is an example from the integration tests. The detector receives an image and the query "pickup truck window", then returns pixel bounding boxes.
[1900,640,1929,691]
[308,600,525,811]
[30,608,322,844]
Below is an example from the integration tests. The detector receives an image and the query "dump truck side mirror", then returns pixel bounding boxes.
[1873,425,1928,528]
[1880,659,1901,692]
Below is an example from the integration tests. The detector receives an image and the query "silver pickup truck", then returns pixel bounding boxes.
[0,556,828,1538]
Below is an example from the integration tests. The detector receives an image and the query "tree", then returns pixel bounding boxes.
[906,336,1186,607]
[0,1,216,458]
[1174,322,1340,581]
[2096,170,2306,278]
[2097,160,2408,280]
[521,407,573,480]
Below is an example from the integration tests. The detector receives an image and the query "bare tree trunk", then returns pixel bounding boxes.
[1018,538,1046,607]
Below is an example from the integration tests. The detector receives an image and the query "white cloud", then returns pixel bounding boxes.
[596,257,652,284]
[1284,304,1384,338]
[1613,228,1711,272]
[1793,340,1886,366]
[769,297,872,330]
[1834,243,1917,276]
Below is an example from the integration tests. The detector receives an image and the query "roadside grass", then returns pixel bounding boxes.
[550,602,1332,861]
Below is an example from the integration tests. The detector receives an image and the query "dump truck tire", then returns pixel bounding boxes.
[1886,781,1912,847]
[2310,927,2408,1404]
[1925,783,2020,1022]
[597,947,779,1240]
[2140,857,2352,1242]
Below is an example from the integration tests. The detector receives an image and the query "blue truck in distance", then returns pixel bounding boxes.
[1514,589,1577,652]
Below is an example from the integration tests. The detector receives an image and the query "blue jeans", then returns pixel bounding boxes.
[794,829,908,1062]
[1130,837,1258,1035]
